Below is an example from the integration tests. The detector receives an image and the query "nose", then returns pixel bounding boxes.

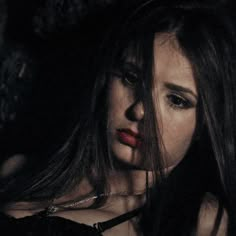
[126,100,145,121]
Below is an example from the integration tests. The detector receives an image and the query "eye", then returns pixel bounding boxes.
[122,70,139,87]
[166,94,193,109]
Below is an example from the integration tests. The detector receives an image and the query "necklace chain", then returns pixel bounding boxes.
[44,191,145,215]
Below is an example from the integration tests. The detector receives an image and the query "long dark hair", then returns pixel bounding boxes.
[0,0,109,206]
[87,0,236,234]
[0,0,135,208]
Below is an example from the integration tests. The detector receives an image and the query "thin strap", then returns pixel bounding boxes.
[93,207,142,233]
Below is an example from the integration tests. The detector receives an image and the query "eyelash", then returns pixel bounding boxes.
[166,94,193,110]
[111,69,194,110]
[121,71,139,87]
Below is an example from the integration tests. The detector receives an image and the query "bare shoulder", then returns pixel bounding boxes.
[196,192,228,236]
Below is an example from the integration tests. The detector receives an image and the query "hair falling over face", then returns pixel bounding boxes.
[0,0,236,235]
[90,1,236,235]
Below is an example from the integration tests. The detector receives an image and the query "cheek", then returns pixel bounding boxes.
[107,79,132,126]
[107,81,123,125]
[161,110,196,167]
[108,80,124,114]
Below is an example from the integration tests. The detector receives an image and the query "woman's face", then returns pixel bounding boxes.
[107,34,198,170]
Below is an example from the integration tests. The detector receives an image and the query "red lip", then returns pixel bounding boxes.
[116,129,143,148]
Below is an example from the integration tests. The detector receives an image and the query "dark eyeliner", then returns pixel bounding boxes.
[122,70,138,87]
[166,94,194,109]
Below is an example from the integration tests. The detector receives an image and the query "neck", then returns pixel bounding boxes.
[108,170,154,195]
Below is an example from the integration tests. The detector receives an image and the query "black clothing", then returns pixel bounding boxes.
[0,207,142,236]
[0,212,102,236]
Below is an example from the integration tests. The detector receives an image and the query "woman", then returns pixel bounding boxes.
[78,0,235,234]
[1,0,236,235]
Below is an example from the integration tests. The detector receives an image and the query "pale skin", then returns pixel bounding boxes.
[107,33,197,170]
[3,34,227,235]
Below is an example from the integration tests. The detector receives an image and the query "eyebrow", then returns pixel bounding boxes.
[119,61,141,73]
[164,82,198,100]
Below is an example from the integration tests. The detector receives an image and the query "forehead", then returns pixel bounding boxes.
[153,34,196,93]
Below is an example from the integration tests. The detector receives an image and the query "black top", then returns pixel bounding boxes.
[0,212,102,236]
[0,207,142,236]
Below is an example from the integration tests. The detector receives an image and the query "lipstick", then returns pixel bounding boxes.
[116,129,143,148]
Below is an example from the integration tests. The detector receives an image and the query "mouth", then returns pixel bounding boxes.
[116,129,143,148]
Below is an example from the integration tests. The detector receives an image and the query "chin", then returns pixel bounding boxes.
[111,142,143,168]
[111,144,153,170]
